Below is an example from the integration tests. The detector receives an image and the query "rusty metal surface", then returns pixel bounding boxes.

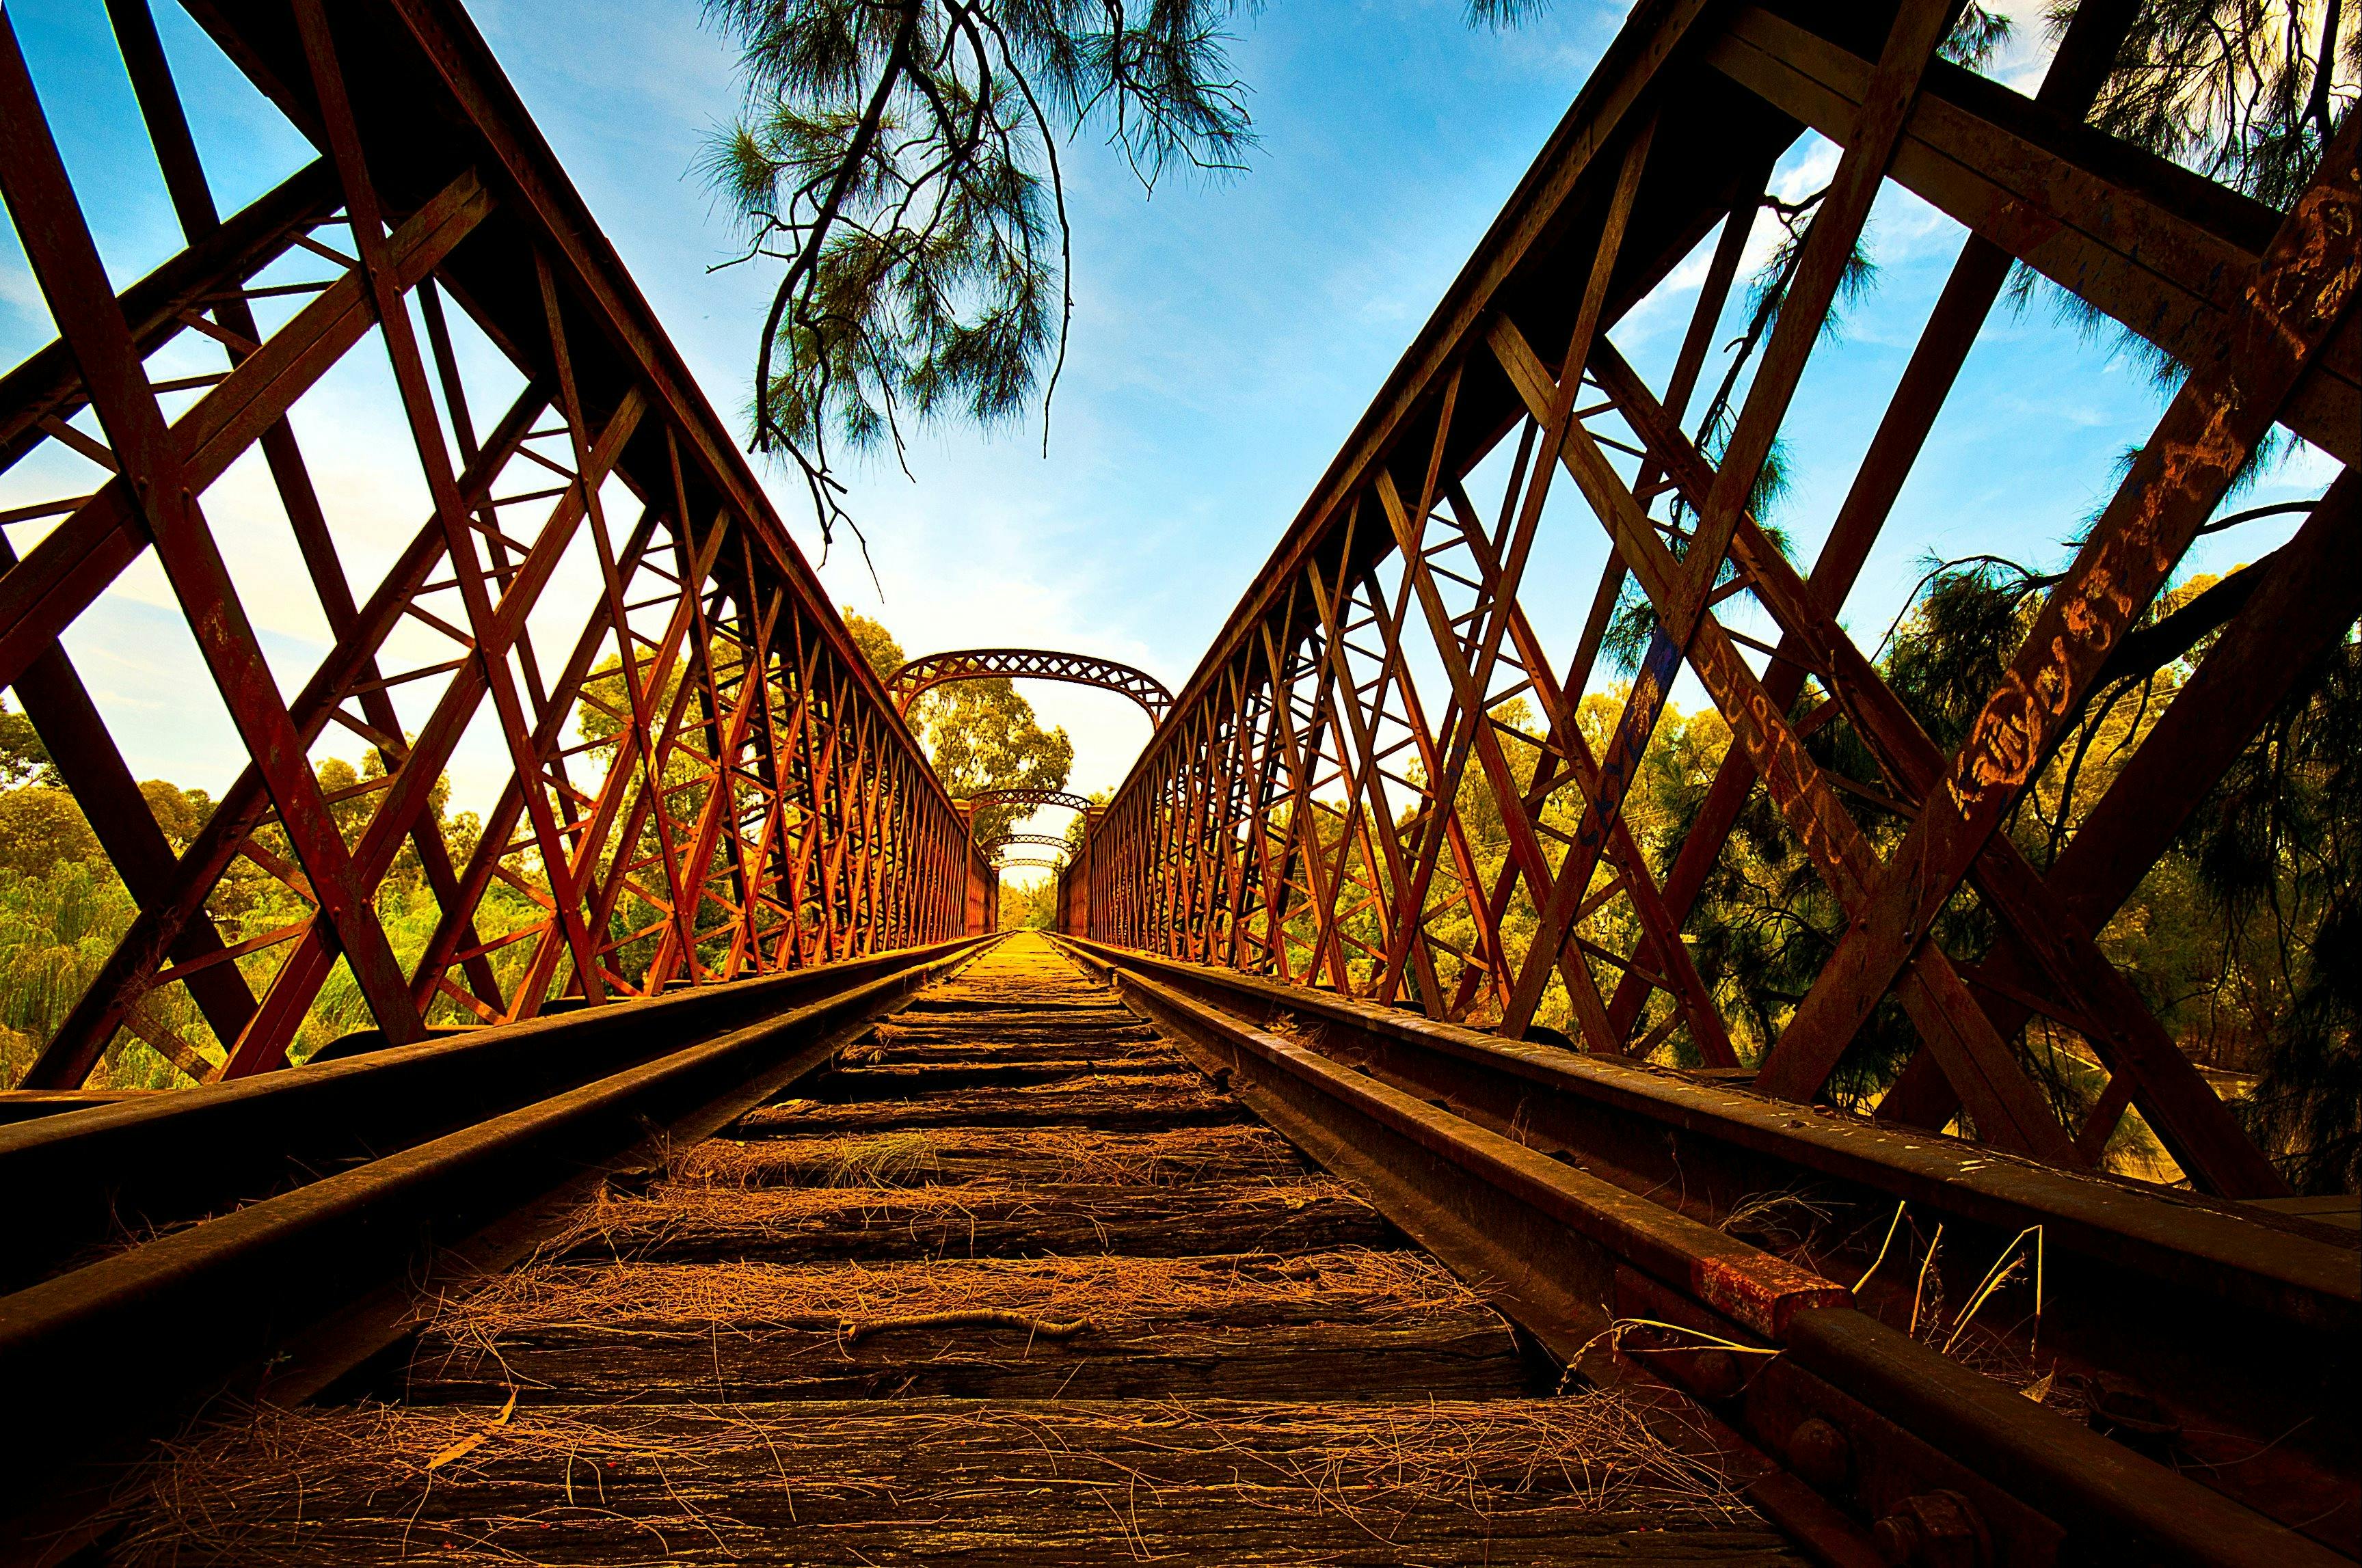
[1064,935,2357,1566]
[960,787,1098,815]
[889,647,1175,723]
[1062,0,2359,1202]
[985,833,1075,861]
[0,0,987,1095]
[0,936,991,1293]
[0,936,988,1489]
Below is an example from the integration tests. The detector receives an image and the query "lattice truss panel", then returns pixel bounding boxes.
[989,834,1075,863]
[889,649,1175,724]
[0,0,974,1086]
[1082,0,2361,1194]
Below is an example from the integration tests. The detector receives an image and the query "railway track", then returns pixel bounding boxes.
[3,0,2356,1559]
[69,934,1803,1565]
[1,933,2350,1565]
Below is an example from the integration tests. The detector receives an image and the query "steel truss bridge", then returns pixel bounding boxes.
[0,0,2353,1562]
[986,833,1074,863]
[957,786,1097,817]
[889,647,1175,723]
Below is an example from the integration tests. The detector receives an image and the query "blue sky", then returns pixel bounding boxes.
[0,0,2339,854]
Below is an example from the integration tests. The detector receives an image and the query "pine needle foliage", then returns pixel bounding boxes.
[2069,0,2357,209]
[2017,0,2357,437]
[1757,526,2360,1189]
[703,0,1257,547]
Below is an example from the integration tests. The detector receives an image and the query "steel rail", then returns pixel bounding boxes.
[0,934,993,1490]
[0,937,988,1294]
[1054,936,2358,1566]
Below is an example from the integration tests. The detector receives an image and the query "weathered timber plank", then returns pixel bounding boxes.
[546,1182,1401,1262]
[861,1025,1166,1049]
[736,1075,1249,1133]
[894,995,1129,1014]
[111,1398,1799,1565]
[398,1312,1528,1403]
[418,1250,1494,1331]
[875,1008,1152,1031]
[673,1126,1313,1187]
[867,1020,1164,1042]
[852,1037,1171,1066]
[807,1061,1185,1097]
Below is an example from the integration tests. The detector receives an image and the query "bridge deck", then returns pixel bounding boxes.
[98,936,1802,1564]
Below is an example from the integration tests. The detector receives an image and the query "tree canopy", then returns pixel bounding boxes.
[844,610,1073,842]
[703,0,1257,545]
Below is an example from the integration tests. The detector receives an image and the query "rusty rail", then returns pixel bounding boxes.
[1057,935,2358,1565]
[0,934,993,1495]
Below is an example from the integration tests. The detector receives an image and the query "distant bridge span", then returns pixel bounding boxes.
[956,787,1095,815]
[987,833,1073,860]
[891,649,1172,723]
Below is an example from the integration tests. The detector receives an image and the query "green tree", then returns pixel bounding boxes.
[0,697,56,789]
[703,0,1257,544]
[1665,542,2358,1189]
[842,610,1071,841]
[2181,634,2362,1192]
[139,779,211,851]
[844,608,906,683]
[1063,787,1108,857]
[0,787,100,876]
[2072,0,2356,211]
[924,680,1073,841]
[1001,875,1058,930]
[2019,0,2353,476]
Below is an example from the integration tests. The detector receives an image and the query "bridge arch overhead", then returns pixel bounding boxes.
[958,787,1096,850]
[988,833,1074,860]
[891,649,1173,724]
[958,787,1095,816]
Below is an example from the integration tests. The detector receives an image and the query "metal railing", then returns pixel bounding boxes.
[1064,0,2361,1198]
[0,0,993,1088]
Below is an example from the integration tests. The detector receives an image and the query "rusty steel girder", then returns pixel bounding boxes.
[889,647,1174,723]
[960,787,1097,815]
[0,0,987,1090]
[1060,933,2357,1564]
[1066,0,2361,1197]
[987,833,1074,861]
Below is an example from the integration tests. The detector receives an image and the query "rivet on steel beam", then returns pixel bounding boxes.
[1686,1347,1746,1399]
[1784,1415,1852,1491]
[1871,1490,1989,1568]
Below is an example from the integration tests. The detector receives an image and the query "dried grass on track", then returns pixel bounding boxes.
[109,1394,1760,1565]
[671,1125,1300,1189]
[422,1247,1494,1353]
